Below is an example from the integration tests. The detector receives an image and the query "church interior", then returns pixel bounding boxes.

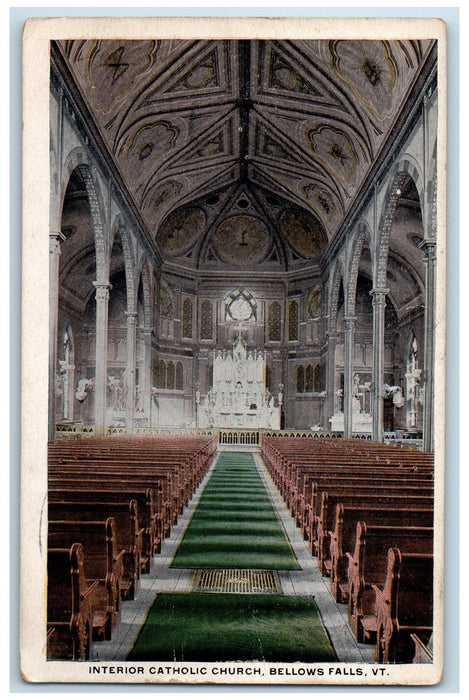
[46,37,438,670]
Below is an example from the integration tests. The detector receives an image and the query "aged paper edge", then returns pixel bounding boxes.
[20,15,447,686]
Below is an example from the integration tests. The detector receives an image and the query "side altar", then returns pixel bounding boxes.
[197,335,281,429]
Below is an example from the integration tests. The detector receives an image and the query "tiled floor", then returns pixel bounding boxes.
[91,450,375,663]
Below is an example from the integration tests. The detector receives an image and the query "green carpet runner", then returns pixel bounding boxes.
[126,452,336,663]
[127,593,336,662]
[170,452,299,569]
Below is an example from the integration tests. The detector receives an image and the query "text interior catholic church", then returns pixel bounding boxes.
[49,38,438,451]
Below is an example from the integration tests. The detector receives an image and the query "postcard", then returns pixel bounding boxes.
[21,15,446,685]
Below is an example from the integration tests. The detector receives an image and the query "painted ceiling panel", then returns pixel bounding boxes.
[58,38,432,271]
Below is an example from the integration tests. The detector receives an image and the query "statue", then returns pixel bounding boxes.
[135,384,143,412]
[76,378,94,402]
[383,384,405,408]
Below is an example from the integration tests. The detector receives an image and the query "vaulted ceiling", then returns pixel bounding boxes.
[57,39,432,272]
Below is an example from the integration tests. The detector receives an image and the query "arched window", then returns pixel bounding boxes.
[288,300,298,341]
[182,297,193,338]
[305,364,314,392]
[267,301,281,342]
[155,359,166,389]
[175,362,184,391]
[314,363,326,392]
[296,365,305,393]
[166,361,175,390]
[200,300,213,340]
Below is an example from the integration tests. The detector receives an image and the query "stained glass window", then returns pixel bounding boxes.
[166,361,175,390]
[182,297,193,338]
[200,300,214,340]
[288,300,298,341]
[268,301,281,342]
[176,361,184,390]
[296,365,305,393]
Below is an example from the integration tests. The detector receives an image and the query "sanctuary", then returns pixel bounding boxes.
[197,335,281,429]
[46,36,438,450]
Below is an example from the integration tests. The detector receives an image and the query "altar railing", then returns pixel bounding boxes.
[54,423,422,449]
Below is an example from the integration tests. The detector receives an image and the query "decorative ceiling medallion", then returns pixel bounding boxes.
[262,134,296,162]
[121,119,179,160]
[172,50,218,92]
[306,124,359,183]
[196,133,224,157]
[225,288,257,323]
[143,179,183,210]
[83,40,158,116]
[279,209,326,258]
[329,40,397,120]
[269,51,320,96]
[214,215,270,266]
[159,206,206,255]
[303,183,336,217]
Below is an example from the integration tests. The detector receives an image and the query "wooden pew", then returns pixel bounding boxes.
[49,464,181,526]
[48,500,142,599]
[346,522,433,643]
[309,486,433,564]
[47,543,96,660]
[48,518,122,641]
[373,548,433,663]
[298,475,432,542]
[292,465,433,527]
[48,487,158,567]
[327,503,434,602]
[48,471,174,543]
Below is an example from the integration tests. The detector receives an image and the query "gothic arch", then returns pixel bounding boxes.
[326,257,345,335]
[344,222,373,317]
[110,216,136,313]
[135,257,153,329]
[62,155,108,282]
[375,156,424,288]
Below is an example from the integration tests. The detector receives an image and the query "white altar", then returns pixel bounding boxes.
[198,335,281,429]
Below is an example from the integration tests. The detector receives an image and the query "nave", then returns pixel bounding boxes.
[90,449,375,664]
[47,433,434,666]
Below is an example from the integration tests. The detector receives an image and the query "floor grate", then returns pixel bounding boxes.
[191,569,281,594]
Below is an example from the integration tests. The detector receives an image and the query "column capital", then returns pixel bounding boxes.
[49,231,66,255]
[93,281,111,301]
[50,231,67,242]
[419,238,437,260]
[370,288,389,309]
[343,316,356,331]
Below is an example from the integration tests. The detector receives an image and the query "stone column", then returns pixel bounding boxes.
[325,330,338,430]
[421,240,437,452]
[48,232,66,442]
[125,311,137,431]
[370,288,389,442]
[142,327,153,426]
[93,282,111,436]
[343,317,356,437]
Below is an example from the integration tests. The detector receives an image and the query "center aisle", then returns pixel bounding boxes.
[170,451,299,570]
[91,450,375,664]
